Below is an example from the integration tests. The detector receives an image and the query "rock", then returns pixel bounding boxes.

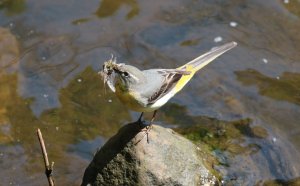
[81,123,218,186]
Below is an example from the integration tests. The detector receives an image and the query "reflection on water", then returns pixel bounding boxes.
[95,0,139,19]
[235,69,300,105]
[0,0,300,185]
[72,18,90,25]
[282,0,300,17]
[0,0,26,16]
[262,177,300,186]
[180,38,200,47]
[69,136,106,160]
[0,67,130,184]
[0,27,19,73]
[160,103,296,185]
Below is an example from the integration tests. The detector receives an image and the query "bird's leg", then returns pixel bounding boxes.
[150,110,157,124]
[135,110,158,144]
[144,110,157,143]
[137,112,144,126]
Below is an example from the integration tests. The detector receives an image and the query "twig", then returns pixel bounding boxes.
[37,128,55,186]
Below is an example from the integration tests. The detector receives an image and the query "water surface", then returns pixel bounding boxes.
[0,0,300,185]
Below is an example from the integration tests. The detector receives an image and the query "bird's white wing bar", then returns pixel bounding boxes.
[147,70,190,105]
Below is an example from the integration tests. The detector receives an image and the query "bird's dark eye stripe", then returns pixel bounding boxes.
[122,72,129,77]
[113,68,129,77]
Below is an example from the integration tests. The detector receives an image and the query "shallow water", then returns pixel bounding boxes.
[0,0,300,185]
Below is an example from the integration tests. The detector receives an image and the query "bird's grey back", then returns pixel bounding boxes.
[131,69,166,99]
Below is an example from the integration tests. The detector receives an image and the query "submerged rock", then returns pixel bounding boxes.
[0,27,19,74]
[81,123,217,186]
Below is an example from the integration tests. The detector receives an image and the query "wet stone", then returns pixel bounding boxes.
[82,123,217,186]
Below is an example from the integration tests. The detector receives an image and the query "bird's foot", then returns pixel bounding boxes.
[135,111,156,144]
[135,124,153,144]
[141,124,153,144]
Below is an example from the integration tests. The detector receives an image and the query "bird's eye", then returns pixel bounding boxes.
[122,72,129,77]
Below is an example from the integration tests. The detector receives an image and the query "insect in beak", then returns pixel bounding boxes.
[100,55,120,93]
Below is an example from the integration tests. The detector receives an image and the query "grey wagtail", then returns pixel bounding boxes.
[100,41,237,133]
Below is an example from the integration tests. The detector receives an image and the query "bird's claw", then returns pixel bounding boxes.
[134,124,153,144]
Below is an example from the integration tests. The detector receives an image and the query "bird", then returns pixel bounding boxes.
[101,41,237,140]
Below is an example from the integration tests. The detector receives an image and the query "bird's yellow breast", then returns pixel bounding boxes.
[115,81,153,112]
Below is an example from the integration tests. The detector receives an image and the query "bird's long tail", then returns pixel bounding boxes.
[174,42,237,92]
[178,41,237,72]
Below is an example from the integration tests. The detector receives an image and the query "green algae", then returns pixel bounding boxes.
[235,69,300,105]
[95,0,139,19]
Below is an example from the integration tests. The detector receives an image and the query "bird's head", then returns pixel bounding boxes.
[101,58,145,92]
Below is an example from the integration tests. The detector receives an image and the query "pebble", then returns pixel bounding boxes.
[284,0,289,4]
[77,78,82,83]
[108,99,112,103]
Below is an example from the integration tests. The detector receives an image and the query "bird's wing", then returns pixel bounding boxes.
[142,42,237,106]
[146,69,191,105]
